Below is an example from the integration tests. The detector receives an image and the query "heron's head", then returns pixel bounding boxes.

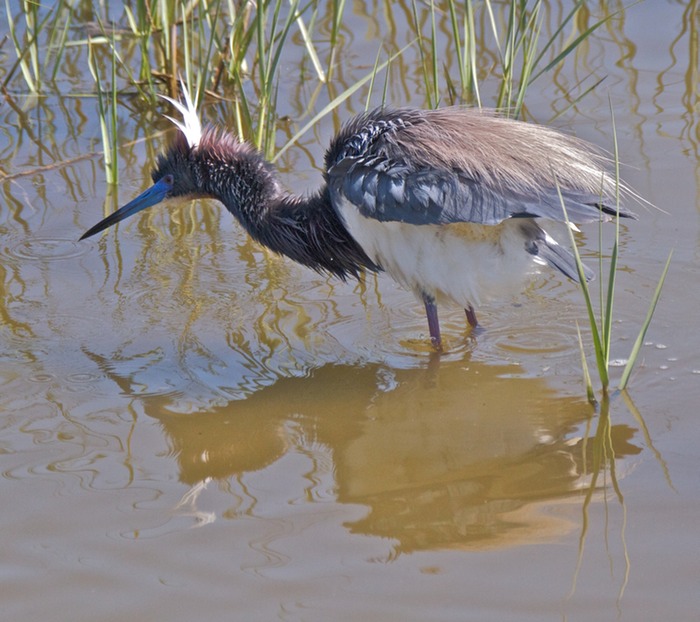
[80,89,205,241]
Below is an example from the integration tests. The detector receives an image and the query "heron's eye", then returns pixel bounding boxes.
[163,174,174,185]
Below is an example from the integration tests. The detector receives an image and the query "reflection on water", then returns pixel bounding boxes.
[79,346,641,555]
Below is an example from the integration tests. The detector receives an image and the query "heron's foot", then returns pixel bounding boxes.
[465,306,478,329]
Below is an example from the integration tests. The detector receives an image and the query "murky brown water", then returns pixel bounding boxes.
[2,2,699,620]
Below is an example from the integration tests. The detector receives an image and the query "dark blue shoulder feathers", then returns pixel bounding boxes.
[325,107,421,170]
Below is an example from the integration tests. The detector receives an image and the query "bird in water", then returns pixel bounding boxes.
[81,90,635,349]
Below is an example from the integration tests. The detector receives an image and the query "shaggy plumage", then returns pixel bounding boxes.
[81,98,635,348]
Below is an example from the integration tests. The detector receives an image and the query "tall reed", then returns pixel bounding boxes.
[87,32,120,185]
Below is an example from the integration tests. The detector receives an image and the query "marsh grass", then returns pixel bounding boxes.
[3,0,57,92]
[87,28,120,185]
[3,1,618,144]
[410,0,616,116]
[446,0,481,106]
[559,107,671,398]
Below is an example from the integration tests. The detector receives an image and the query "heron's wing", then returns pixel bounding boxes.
[328,155,626,227]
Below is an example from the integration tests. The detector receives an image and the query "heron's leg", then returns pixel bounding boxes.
[422,293,442,349]
[465,306,478,329]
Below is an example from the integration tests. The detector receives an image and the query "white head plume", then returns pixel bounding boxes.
[160,82,202,148]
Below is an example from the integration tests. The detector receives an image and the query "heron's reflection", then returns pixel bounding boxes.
[86,349,641,552]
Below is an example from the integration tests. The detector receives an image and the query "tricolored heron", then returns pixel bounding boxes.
[81,91,635,349]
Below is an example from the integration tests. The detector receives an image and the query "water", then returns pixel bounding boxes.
[1,2,699,620]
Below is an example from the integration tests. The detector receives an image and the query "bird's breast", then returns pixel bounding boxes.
[335,198,541,308]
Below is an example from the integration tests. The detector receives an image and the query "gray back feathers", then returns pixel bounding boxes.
[326,107,634,227]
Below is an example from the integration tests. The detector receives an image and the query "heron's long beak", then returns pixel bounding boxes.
[80,176,173,240]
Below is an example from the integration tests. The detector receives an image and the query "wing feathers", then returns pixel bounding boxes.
[327,107,635,227]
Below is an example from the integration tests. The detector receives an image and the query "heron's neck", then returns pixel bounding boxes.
[198,151,377,280]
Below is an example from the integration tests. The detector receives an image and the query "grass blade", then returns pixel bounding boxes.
[576,322,597,406]
[618,251,672,390]
[290,0,326,83]
[273,41,412,162]
[559,183,609,390]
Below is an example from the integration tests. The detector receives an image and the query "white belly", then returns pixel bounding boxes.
[336,199,538,308]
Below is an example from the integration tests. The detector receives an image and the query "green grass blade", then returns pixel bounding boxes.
[529,0,584,80]
[483,0,500,55]
[364,45,385,110]
[512,5,542,117]
[447,0,466,101]
[290,0,326,83]
[465,0,481,108]
[266,2,300,94]
[3,0,57,91]
[602,101,623,370]
[273,42,412,163]
[530,8,616,82]
[558,183,609,389]
[618,251,672,390]
[576,322,597,405]
[602,238,618,368]
[48,8,71,83]
[548,75,607,122]
[430,0,439,106]
[411,0,434,108]
[326,0,347,82]
[88,37,116,185]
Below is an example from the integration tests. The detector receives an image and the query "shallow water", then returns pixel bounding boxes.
[1,2,699,621]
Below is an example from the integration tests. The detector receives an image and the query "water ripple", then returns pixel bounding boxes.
[489,322,578,357]
[6,237,89,262]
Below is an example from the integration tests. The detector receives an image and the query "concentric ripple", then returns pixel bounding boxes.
[7,237,90,262]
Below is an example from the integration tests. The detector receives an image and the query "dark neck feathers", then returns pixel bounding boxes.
[183,128,378,280]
